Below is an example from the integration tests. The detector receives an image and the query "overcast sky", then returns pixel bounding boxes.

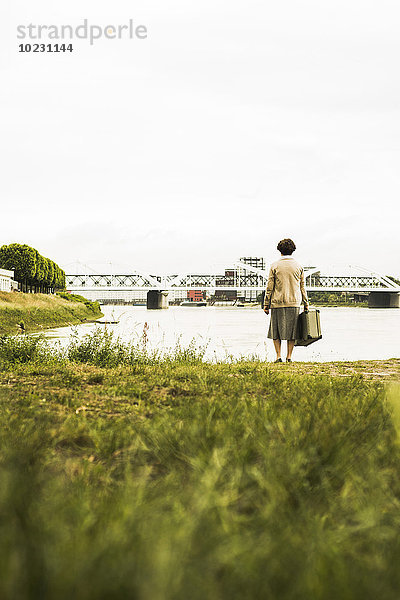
[1,0,399,276]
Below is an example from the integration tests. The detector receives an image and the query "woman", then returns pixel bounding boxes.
[263,238,309,363]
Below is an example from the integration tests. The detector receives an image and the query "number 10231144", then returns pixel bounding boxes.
[18,43,73,53]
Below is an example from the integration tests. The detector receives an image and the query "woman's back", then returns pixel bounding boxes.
[268,256,305,308]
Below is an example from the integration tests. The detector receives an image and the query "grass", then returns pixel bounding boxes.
[0,331,400,599]
[0,292,102,335]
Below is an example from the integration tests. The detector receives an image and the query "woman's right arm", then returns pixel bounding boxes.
[300,268,309,310]
[263,267,275,312]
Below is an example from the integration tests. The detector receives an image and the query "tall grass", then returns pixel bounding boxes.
[0,334,56,364]
[0,328,209,368]
[0,367,400,599]
[1,330,400,598]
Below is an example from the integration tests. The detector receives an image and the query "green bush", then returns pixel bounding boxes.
[66,329,207,367]
[56,292,100,314]
[67,328,131,367]
[0,329,208,368]
[0,334,55,364]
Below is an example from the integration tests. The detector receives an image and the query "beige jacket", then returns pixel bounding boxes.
[264,256,309,309]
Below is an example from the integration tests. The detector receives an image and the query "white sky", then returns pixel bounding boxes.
[1,0,399,276]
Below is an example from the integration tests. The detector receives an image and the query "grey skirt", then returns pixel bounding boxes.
[268,307,300,340]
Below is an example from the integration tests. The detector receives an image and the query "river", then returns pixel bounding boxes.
[43,305,400,362]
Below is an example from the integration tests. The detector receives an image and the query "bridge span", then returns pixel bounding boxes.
[65,262,400,308]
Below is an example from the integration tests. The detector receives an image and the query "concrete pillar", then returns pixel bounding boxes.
[368,292,400,308]
[147,290,169,309]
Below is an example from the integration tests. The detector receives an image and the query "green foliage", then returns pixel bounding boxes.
[0,361,399,598]
[67,328,132,367]
[0,243,36,285]
[0,329,206,368]
[0,243,65,292]
[308,291,367,306]
[66,329,207,367]
[56,291,100,314]
[0,334,56,364]
[0,293,102,336]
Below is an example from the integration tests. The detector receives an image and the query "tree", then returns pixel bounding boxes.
[0,243,65,293]
[0,243,37,292]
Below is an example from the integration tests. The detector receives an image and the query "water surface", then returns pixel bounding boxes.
[43,305,400,362]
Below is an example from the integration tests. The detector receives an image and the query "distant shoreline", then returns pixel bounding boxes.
[0,291,102,335]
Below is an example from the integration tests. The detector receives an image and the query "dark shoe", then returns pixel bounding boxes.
[286,358,292,363]
[274,358,282,363]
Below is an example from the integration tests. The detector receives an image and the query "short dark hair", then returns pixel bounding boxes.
[277,238,296,255]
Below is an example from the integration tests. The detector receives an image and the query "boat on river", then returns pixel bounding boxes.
[96,319,120,324]
[180,301,207,307]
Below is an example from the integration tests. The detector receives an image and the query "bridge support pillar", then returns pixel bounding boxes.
[368,292,400,308]
[147,290,169,309]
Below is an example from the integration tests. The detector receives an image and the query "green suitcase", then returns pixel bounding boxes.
[295,309,322,347]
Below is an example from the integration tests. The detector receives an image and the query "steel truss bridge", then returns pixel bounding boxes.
[65,262,400,295]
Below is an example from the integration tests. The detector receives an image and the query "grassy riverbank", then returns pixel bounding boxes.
[0,332,399,598]
[0,291,102,335]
